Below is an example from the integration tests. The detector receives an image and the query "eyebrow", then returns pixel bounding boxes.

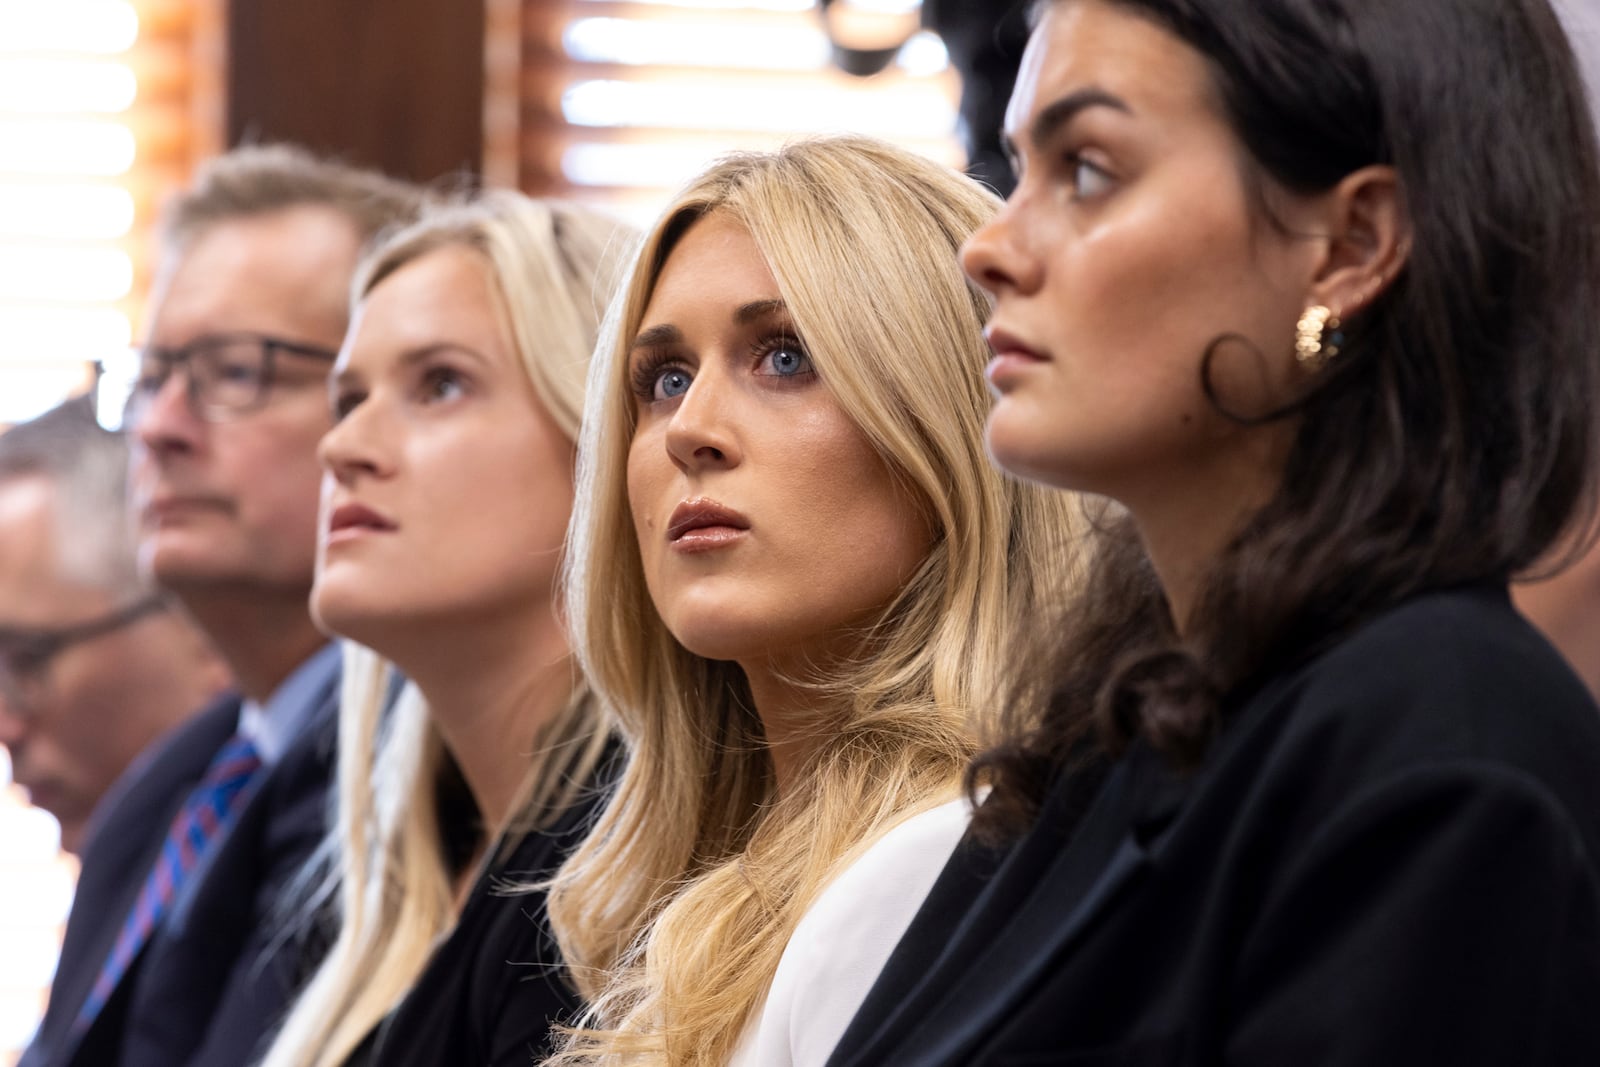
[734,299,788,325]
[1002,87,1133,164]
[630,299,789,351]
[330,342,489,388]
[630,324,683,351]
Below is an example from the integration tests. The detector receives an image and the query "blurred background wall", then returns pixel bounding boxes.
[0,0,970,428]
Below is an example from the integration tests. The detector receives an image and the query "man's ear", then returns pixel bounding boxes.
[1304,164,1412,317]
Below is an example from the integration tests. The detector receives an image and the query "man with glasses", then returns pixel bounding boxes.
[22,145,423,1067]
[0,396,230,855]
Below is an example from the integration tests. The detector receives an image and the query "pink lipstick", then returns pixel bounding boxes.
[667,498,750,553]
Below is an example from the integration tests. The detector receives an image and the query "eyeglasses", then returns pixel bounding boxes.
[0,596,166,714]
[96,332,339,433]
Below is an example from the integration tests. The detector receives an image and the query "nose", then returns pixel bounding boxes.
[663,368,741,473]
[319,393,393,486]
[960,196,1041,297]
[132,369,204,459]
[0,690,29,750]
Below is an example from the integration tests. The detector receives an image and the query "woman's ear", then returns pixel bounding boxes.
[1305,164,1412,317]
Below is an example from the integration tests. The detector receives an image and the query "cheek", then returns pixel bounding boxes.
[229,416,327,526]
[51,664,123,759]
[792,418,930,591]
[625,430,664,541]
[1066,213,1224,358]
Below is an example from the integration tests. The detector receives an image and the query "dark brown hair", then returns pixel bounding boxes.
[974,0,1600,838]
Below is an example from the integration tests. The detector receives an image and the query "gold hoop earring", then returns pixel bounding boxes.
[1295,305,1342,371]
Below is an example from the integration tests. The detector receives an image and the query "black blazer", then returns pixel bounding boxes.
[19,691,240,1067]
[829,586,1600,1066]
[23,659,341,1067]
[345,746,619,1067]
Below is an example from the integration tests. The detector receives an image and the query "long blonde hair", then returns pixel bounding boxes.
[547,136,1083,1064]
[260,191,632,1067]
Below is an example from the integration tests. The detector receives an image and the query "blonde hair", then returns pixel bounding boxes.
[260,191,633,1067]
[547,136,1083,1064]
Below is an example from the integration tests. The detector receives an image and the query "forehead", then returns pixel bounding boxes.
[641,212,780,325]
[0,477,96,612]
[341,245,503,370]
[0,476,57,563]
[1008,1,1220,140]
[147,205,363,347]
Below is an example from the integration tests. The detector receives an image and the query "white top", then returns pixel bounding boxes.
[727,796,973,1067]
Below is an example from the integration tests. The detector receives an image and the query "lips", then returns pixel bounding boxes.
[984,326,1048,364]
[327,502,397,536]
[143,494,231,523]
[984,325,1050,391]
[667,498,750,551]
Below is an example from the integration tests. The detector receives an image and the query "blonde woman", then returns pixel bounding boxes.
[547,136,1082,1066]
[257,191,629,1067]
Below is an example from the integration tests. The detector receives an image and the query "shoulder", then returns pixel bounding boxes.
[78,692,241,856]
[1218,585,1600,870]
[1247,585,1600,777]
[816,798,976,915]
[1294,584,1587,715]
[744,798,974,1067]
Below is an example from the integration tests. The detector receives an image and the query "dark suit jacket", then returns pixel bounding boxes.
[22,654,341,1067]
[830,586,1600,1066]
[19,691,240,1067]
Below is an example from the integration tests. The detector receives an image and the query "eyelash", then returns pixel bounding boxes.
[629,330,816,403]
[629,348,683,401]
[418,364,468,403]
[1063,151,1115,199]
[330,388,364,422]
[327,364,471,421]
[751,333,814,382]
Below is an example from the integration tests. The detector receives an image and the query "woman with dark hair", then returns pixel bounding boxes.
[827,0,1600,1063]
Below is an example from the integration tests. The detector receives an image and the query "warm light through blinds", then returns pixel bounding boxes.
[490,0,964,224]
[0,0,211,428]
[0,2,211,1057]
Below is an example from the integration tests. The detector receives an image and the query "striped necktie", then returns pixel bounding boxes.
[74,733,264,1035]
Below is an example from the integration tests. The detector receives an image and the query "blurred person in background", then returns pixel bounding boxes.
[1513,0,1600,699]
[0,395,230,855]
[820,0,1031,195]
[258,191,629,1067]
[21,145,423,1067]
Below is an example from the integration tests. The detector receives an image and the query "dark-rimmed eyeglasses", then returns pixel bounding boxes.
[0,596,167,713]
[96,333,338,433]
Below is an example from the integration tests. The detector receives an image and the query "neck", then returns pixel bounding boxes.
[173,583,326,702]
[393,606,575,835]
[1122,439,1286,636]
[740,659,830,798]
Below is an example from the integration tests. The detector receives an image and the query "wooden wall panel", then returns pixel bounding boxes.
[225,0,485,184]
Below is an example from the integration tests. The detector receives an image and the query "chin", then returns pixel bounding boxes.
[986,426,1080,492]
[662,612,774,664]
[309,576,382,642]
[141,543,241,591]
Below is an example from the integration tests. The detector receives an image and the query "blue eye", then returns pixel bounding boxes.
[765,347,809,376]
[653,367,693,401]
[755,337,813,381]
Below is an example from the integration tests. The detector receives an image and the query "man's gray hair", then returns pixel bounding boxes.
[159,143,427,255]
[0,395,142,595]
